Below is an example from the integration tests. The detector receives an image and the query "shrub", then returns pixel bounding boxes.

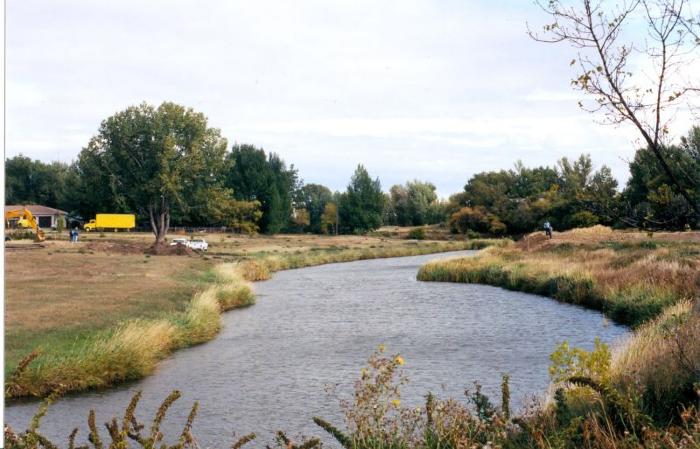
[568,211,600,228]
[449,206,490,234]
[407,227,426,240]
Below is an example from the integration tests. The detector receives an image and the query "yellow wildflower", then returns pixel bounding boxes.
[394,355,405,366]
[391,399,401,407]
[378,344,385,353]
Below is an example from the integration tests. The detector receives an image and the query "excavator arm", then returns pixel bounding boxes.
[5,208,46,242]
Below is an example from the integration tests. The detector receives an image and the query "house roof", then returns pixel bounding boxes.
[5,205,68,216]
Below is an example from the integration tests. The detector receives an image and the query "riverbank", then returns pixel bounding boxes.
[418,226,699,326]
[5,235,502,399]
[416,226,700,446]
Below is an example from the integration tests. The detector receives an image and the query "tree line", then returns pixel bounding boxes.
[5,102,698,241]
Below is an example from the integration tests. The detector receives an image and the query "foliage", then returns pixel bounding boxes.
[623,128,700,229]
[290,208,311,232]
[77,102,230,243]
[321,202,339,235]
[339,165,385,234]
[450,155,619,235]
[407,227,425,240]
[224,144,298,234]
[385,181,445,227]
[297,184,333,233]
[5,155,80,212]
[449,206,507,235]
[549,337,611,384]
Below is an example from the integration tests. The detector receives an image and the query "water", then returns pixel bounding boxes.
[5,251,628,447]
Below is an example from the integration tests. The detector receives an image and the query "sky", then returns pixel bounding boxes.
[5,0,698,198]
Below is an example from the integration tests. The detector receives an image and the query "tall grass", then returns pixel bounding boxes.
[6,239,498,399]
[418,229,698,326]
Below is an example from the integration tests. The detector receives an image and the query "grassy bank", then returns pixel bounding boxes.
[418,226,699,326]
[5,237,498,399]
[413,226,700,446]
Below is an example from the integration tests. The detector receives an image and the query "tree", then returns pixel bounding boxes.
[225,144,298,234]
[5,155,78,211]
[297,183,333,233]
[78,102,229,244]
[339,165,385,234]
[290,208,311,232]
[387,181,441,226]
[623,126,699,228]
[321,202,338,235]
[530,0,700,214]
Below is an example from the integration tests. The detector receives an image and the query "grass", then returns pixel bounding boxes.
[5,232,501,399]
[418,226,699,327]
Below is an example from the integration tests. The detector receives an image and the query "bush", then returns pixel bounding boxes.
[407,227,426,240]
[568,211,600,228]
[449,206,490,234]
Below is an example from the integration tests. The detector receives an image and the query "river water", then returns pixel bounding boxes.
[5,251,628,447]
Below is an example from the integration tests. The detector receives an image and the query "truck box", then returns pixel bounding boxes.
[84,214,136,231]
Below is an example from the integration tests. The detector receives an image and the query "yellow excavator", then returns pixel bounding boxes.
[5,208,46,242]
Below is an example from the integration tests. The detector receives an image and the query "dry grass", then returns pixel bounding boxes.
[419,227,699,326]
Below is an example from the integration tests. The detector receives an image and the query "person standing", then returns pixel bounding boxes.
[544,221,553,239]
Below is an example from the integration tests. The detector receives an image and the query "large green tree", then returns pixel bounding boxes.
[78,102,230,244]
[339,165,385,234]
[224,144,298,234]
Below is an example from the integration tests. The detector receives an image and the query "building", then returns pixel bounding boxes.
[5,204,68,229]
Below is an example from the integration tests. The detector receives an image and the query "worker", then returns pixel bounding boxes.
[543,221,553,239]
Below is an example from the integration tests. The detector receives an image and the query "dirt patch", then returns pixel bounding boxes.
[85,241,147,255]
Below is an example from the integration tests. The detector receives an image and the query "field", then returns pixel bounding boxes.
[4,230,495,397]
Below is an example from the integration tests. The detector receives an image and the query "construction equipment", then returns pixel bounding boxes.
[5,208,46,241]
[84,214,136,232]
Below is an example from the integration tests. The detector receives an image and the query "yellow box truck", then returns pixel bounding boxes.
[84,214,136,232]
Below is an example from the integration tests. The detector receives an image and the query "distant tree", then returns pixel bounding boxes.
[455,156,618,233]
[321,202,338,235]
[225,144,298,234]
[622,126,699,228]
[5,155,77,210]
[530,0,700,214]
[339,165,385,234]
[226,200,263,234]
[298,183,333,233]
[387,184,409,226]
[387,180,440,226]
[290,208,311,232]
[78,102,229,244]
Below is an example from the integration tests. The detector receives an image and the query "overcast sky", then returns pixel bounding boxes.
[6,0,697,197]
